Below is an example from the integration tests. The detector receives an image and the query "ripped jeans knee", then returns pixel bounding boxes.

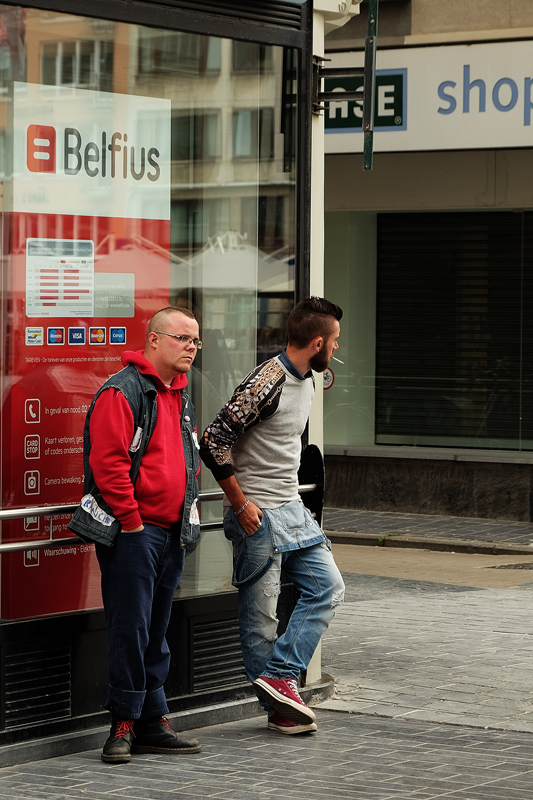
[263,579,281,598]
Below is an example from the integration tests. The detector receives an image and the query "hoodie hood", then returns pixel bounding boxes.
[121,349,188,391]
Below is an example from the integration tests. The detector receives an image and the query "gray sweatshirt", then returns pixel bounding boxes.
[200,350,314,508]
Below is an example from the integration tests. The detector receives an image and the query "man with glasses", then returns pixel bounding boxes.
[200,297,345,736]
[69,307,202,763]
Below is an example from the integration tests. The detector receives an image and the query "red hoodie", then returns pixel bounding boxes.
[89,350,189,530]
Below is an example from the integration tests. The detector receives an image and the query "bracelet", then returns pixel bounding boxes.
[235,499,249,516]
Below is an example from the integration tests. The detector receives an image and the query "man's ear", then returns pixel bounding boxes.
[311,335,324,352]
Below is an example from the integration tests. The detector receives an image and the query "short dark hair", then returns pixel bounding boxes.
[287,297,343,349]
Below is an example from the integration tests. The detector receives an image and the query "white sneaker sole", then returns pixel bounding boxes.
[268,720,318,735]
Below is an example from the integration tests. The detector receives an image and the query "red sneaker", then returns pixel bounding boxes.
[268,712,317,735]
[253,676,316,724]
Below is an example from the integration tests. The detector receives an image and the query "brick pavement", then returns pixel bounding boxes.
[2,510,533,798]
[321,572,533,734]
[323,507,533,549]
[0,713,532,800]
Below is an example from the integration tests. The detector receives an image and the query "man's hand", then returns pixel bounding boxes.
[237,500,263,536]
[122,525,144,533]
[218,475,262,536]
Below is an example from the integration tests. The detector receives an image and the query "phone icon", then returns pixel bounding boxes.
[25,399,41,424]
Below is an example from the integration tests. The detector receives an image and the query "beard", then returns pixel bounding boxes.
[309,348,330,373]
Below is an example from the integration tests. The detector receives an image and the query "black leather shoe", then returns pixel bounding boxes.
[132,716,201,754]
[101,717,135,763]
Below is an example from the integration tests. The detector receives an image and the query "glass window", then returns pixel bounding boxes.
[138,31,221,77]
[232,41,272,74]
[324,209,533,453]
[0,5,298,619]
[375,211,533,450]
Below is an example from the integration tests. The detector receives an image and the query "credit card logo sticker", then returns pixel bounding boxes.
[89,327,106,344]
[47,327,65,344]
[110,327,126,344]
[26,327,44,345]
[68,327,86,345]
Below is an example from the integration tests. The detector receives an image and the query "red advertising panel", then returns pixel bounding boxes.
[1,83,171,618]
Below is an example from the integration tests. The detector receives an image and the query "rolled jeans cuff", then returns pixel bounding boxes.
[105,685,168,720]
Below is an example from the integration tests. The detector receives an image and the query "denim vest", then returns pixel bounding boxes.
[68,364,200,550]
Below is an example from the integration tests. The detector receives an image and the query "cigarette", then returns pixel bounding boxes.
[332,356,344,364]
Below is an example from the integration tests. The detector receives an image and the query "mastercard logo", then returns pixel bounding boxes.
[89,327,106,344]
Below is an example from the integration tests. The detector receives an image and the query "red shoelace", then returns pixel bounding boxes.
[114,720,135,738]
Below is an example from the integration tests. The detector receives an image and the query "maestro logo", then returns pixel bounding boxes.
[26,123,161,181]
[47,327,65,345]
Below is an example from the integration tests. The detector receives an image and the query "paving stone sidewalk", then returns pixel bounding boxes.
[321,572,533,734]
[0,713,532,800]
[323,507,533,549]
[2,513,533,799]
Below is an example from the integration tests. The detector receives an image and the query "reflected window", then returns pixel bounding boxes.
[172,112,220,161]
[171,199,230,250]
[232,41,272,74]
[41,40,113,90]
[138,31,221,76]
[241,195,285,252]
[233,108,274,159]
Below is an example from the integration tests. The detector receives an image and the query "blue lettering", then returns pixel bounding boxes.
[492,77,518,111]
[437,81,457,114]
[463,65,486,113]
[524,77,533,126]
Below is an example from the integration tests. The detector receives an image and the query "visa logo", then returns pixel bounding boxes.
[68,327,86,345]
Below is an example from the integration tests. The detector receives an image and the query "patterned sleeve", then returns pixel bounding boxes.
[199,358,285,480]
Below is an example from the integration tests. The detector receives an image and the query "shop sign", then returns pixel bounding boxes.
[325,70,406,132]
[325,40,533,153]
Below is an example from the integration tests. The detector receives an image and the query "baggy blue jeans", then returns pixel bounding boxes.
[95,523,185,720]
[224,504,345,712]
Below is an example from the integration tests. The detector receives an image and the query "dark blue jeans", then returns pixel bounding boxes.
[95,524,185,720]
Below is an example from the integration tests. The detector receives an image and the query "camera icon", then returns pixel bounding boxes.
[24,470,40,495]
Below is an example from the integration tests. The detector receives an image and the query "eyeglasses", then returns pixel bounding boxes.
[155,331,203,349]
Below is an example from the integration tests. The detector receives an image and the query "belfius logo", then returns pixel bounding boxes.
[26,124,161,181]
[27,124,56,173]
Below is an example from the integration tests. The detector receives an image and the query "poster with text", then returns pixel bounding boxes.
[1,83,171,618]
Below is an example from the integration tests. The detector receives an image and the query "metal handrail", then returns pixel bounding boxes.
[0,484,317,554]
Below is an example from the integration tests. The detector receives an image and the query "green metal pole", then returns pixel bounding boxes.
[363,0,379,171]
